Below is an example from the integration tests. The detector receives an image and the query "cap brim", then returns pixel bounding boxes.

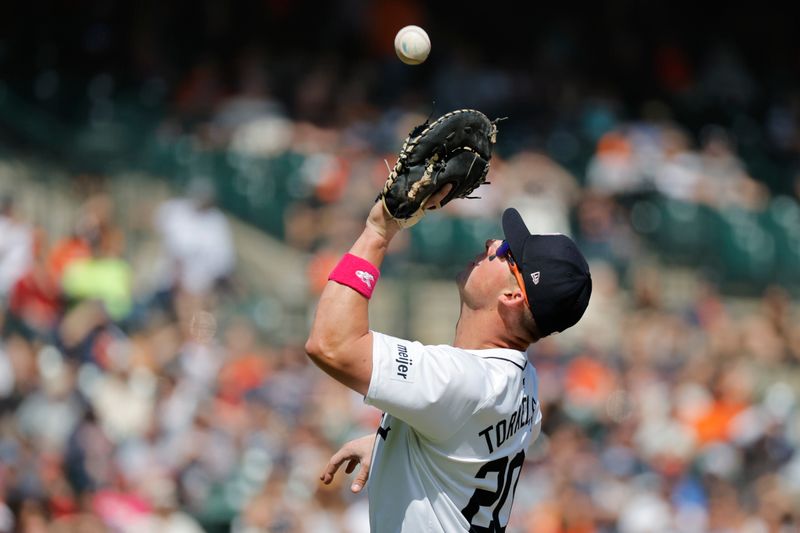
[502,208,530,263]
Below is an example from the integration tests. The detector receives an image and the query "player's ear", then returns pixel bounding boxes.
[497,289,530,341]
[498,287,526,309]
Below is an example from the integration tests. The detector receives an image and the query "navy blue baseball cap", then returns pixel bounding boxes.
[501,208,592,336]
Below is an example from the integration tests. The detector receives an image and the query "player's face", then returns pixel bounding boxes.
[457,239,518,309]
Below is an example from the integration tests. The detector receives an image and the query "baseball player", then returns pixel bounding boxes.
[306,192,592,531]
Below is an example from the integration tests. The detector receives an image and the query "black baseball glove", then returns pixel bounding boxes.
[378,109,499,228]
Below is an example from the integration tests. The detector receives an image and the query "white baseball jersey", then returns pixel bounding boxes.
[364,332,542,532]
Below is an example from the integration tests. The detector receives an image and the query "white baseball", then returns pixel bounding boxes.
[394,25,431,65]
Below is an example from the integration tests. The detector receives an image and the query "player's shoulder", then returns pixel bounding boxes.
[424,343,525,374]
[463,347,529,374]
[371,331,529,386]
[466,348,532,403]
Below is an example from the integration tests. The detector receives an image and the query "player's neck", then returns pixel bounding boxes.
[454,305,526,351]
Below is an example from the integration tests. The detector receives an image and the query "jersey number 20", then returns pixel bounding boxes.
[461,450,525,532]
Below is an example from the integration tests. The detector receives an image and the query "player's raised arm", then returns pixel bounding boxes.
[304,200,400,395]
[305,110,496,396]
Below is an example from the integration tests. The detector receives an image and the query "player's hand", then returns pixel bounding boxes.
[366,198,401,241]
[366,184,453,241]
[320,434,376,493]
[425,183,454,211]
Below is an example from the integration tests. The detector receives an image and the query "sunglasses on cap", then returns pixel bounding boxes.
[490,240,530,307]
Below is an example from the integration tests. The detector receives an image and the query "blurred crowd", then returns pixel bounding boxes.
[0,161,798,533]
[135,15,800,292]
[1,97,800,532]
[0,1,799,532]
[0,180,379,532]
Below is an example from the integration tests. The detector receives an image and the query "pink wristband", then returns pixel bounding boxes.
[328,253,381,299]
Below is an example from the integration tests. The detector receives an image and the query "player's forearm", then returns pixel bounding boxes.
[306,224,390,360]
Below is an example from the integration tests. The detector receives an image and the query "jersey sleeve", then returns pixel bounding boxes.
[365,332,495,441]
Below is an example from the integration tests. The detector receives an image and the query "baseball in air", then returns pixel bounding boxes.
[394,25,431,65]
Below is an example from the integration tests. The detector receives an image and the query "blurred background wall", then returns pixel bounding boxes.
[0,1,798,532]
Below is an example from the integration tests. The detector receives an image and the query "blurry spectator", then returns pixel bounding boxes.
[231,469,302,533]
[63,407,115,494]
[47,229,91,285]
[7,228,63,339]
[126,476,204,533]
[214,48,291,156]
[173,60,225,126]
[89,342,156,442]
[217,317,271,403]
[575,192,637,271]
[0,195,34,301]
[503,150,580,235]
[306,247,341,296]
[173,310,224,394]
[586,130,641,195]
[14,357,83,455]
[617,486,673,533]
[14,499,49,533]
[90,485,152,531]
[154,177,235,299]
[301,474,359,532]
[653,125,703,202]
[0,334,39,403]
[61,228,133,323]
[299,151,351,206]
[48,511,107,533]
[0,498,11,533]
[696,125,768,210]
